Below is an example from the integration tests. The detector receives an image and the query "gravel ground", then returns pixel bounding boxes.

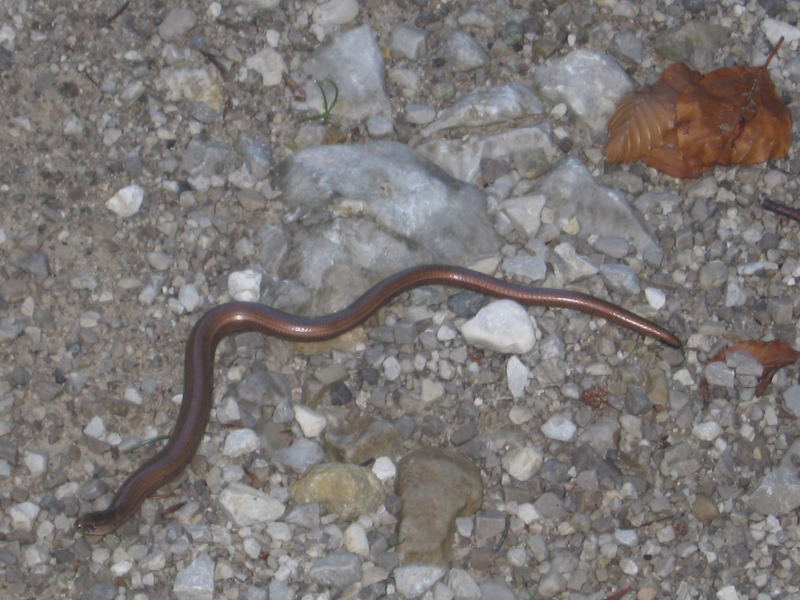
[3,1,800,599]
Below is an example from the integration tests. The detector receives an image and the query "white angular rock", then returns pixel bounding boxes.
[645,286,666,310]
[312,0,359,25]
[502,446,543,481]
[506,356,529,399]
[222,429,260,457]
[9,501,40,530]
[343,522,370,555]
[394,564,446,598]
[227,269,262,301]
[246,47,286,87]
[541,413,577,441]
[106,185,144,218]
[173,553,215,600]
[218,483,285,526]
[294,404,327,438]
[460,300,535,354]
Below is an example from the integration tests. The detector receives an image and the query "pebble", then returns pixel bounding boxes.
[290,463,384,520]
[245,47,286,87]
[158,7,197,40]
[599,263,641,295]
[343,522,370,555]
[9,502,40,530]
[372,456,396,481]
[717,585,741,600]
[293,405,327,437]
[273,438,325,472]
[645,286,666,310]
[506,356,529,399]
[502,446,543,481]
[460,300,536,354]
[308,552,362,588]
[394,564,446,597]
[173,553,214,600]
[106,185,144,218]
[178,284,201,312]
[222,429,260,457]
[541,413,577,441]
[390,24,427,60]
[83,416,106,440]
[311,0,359,26]
[692,421,723,442]
[447,569,481,600]
[441,30,489,72]
[218,483,285,526]
[23,451,48,476]
[532,49,633,132]
[227,269,262,301]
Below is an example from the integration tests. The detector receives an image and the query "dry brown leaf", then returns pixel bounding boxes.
[605,79,678,162]
[709,339,800,395]
[605,64,700,163]
[605,39,791,178]
[676,62,792,167]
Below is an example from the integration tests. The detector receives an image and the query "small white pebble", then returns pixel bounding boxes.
[645,287,666,310]
[294,405,327,437]
[179,284,201,312]
[227,269,262,301]
[83,416,106,440]
[223,429,260,457]
[517,502,540,524]
[106,185,144,217]
[541,413,577,441]
[344,522,370,555]
[692,421,722,441]
[124,387,143,405]
[717,585,740,600]
[372,456,396,481]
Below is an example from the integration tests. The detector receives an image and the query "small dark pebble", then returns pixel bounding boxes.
[7,365,31,388]
[90,582,119,600]
[329,381,353,406]
[358,365,380,386]
[450,422,479,445]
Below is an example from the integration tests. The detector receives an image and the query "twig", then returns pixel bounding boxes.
[102,1,130,27]
[762,198,800,224]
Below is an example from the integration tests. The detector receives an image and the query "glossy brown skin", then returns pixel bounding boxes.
[74,265,680,534]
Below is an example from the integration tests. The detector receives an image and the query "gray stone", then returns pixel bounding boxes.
[460,300,536,354]
[218,483,285,527]
[748,467,800,515]
[303,25,390,119]
[532,49,633,132]
[423,83,543,136]
[276,141,501,314]
[173,554,214,600]
[308,552,362,588]
[394,564,446,597]
[158,7,197,40]
[273,438,325,472]
[390,24,427,60]
[396,448,483,565]
[600,263,641,295]
[421,124,558,184]
[532,157,658,257]
[440,30,489,72]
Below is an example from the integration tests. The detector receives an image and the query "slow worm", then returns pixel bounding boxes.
[75,264,680,534]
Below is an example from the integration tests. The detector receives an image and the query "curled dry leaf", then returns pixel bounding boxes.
[709,339,800,395]
[605,39,792,178]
